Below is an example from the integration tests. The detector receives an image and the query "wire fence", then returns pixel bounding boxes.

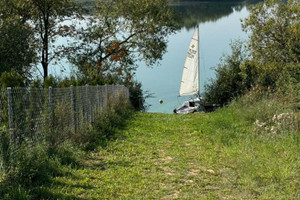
[0,85,129,162]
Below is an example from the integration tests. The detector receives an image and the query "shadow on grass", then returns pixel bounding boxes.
[0,106,137,199]
[83,157,132,170]
[0,182,85,200]
[0,176,98,200]
[87,109,137,150]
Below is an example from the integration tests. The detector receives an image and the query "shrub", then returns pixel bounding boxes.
[93,95,133,139]
[204,41,250,106]
[0,70,25,89]
[0,128,10,171]
[5,142,61,187]
[70,94,134,150]
[128,81,150,111]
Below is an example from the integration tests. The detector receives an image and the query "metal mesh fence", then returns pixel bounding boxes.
[0,85,129,166]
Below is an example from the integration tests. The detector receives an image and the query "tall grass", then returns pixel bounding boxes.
[0,95,134,199]
[231,87,299,136]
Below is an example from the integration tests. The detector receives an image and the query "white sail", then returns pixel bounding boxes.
[179,26,199,96]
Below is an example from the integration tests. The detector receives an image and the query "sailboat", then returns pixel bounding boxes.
[173,25,205,114]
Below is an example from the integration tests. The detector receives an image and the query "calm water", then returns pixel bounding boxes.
[45,1,256,113]
[136,1,251,113]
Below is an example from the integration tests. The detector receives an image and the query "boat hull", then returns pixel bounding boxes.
[173,97,204,114]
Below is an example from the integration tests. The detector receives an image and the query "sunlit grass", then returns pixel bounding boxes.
[1,96,299,199]
[42,106,299,199]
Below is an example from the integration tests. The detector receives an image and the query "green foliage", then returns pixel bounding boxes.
[128,82,146,111]
[5,143,61,187]
[0,70,25,89]
[0,21,36,78]
[45,101,73,150]
[93,95,134,139]
[205,0,300,106]
[57,76,80,88]
[70,0,178,87]
[47,141,83,167]
[43,76,57,88]
[204,41,251,105]
[62,94,134,151]
[242,0,300,87]
[0,94,134,199]
[232,88,299,134]
[0,129,10,171]
[0,0,79,80]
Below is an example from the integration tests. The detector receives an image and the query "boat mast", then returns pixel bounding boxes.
[197,25,200,98]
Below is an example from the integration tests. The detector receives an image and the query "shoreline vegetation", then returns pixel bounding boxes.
[74,0,259,9]
[1,95,298,199]
[0,0,299,199]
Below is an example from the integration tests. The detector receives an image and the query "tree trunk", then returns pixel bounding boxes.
[42,12,49,81]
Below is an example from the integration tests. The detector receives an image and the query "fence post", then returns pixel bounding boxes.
[125,86,130,100]
[96,85,100,112]
[48,87,54,131]
[115,85,119,99]
[48,87,53,110]
[104,85,108,111]
[70,85,77,133]
[85,84,90,123]
[7,87,14,145]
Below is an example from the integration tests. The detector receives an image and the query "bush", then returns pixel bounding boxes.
[204,0,300,107]
[0,128,10,171]
[5,142,61,187]
[93,95,134,139]
[68,94,134,150]
[204,41,250,106]
[0,70,25,89]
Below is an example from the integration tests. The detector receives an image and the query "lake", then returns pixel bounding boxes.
[45,1,258,113]
[135,1,253,113]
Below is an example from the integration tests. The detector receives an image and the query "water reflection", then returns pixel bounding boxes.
[170,0,262,30]
[136,0,263,113]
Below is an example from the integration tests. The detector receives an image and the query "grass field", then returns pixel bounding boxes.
[1,93,299,199]
[30,105,299,200]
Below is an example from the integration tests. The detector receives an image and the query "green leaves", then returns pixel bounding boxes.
[0,21,36,80]
[71,0,178,85]
[205,0,300,106]
[0,0,79,80]
[241,0,300,88]
[243,0,300,65]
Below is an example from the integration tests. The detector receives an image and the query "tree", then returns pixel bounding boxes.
[0,0,79,80]
[0,20,36,79]
[204,0,300,106]
[242,0,300,86]
[70,0,178,85]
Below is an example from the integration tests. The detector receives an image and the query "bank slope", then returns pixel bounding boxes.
[42,106,299,200]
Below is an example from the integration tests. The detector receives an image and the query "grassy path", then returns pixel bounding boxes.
[45,110,299,199]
